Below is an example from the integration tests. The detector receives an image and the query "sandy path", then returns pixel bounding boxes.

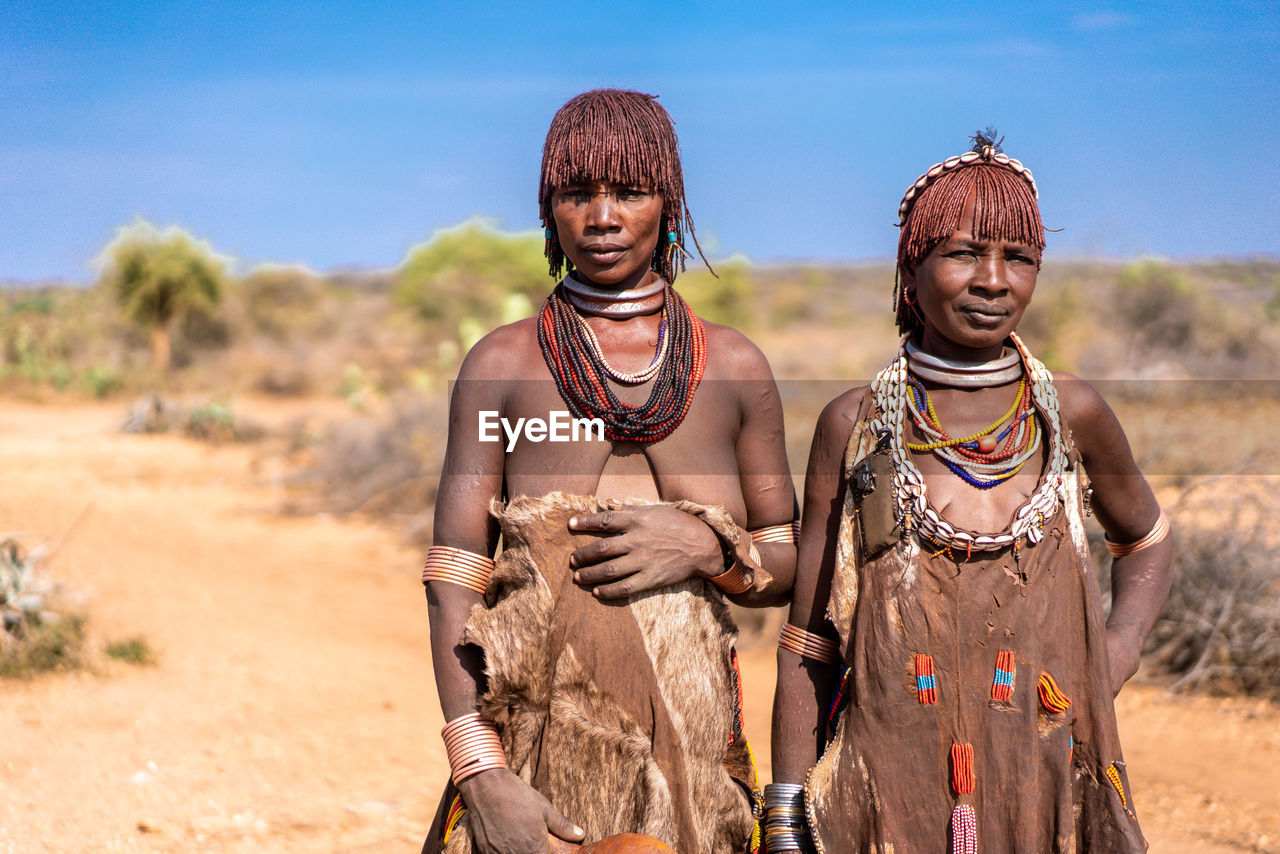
[1,401,441,853]
[2,400,1278,852]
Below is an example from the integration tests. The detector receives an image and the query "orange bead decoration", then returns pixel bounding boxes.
[977,434,998,453]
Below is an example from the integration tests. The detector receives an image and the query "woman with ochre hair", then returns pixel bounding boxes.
[767,131,1171,853]
[421,89,797,854]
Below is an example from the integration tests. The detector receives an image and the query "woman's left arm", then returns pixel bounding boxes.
[724,338,798,607]
[1057,373,1175,695]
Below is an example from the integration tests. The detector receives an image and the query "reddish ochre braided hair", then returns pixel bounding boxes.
[894,130,1046,336]
[539,89,708,283]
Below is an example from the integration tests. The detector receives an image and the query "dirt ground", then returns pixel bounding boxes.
[2,400,1278,853]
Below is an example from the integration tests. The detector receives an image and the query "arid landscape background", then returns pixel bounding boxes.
[3,227,1280,852]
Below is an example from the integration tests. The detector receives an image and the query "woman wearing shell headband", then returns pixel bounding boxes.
[767,131,1172,853]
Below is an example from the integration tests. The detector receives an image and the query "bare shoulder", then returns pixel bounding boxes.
[819,385,872,434]
[456,317,542,382]
[701,320,776,381]
[808,385,872,463]
[1050,370,1112,434]
[1049,369,1140,470]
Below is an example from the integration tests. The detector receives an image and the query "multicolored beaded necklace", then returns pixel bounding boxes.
[904,374,1040,489]
[537,280,706,443]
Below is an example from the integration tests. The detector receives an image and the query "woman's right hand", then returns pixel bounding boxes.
[457,769,585,854]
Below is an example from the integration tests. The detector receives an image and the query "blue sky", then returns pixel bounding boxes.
[2,1,1277,281]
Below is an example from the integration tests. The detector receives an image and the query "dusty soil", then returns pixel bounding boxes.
[2,400,1278,853]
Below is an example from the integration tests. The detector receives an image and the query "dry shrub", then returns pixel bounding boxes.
[0,614,86,678]
[1,538,85,678]
[1106,259,1278,378]
[1114,260,1198,352]
[233,266,330,341]
[121,395,265,442]
[285,391,446,543]
[1127,477,1280,699]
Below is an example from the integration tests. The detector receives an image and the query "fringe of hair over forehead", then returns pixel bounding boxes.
[539,89,708,283]
[894,163,1045,336]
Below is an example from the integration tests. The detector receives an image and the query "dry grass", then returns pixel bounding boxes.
[283,390,446,544]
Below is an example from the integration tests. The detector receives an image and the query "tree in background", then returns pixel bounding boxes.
[395,218,549,353]
[96,221,229,370]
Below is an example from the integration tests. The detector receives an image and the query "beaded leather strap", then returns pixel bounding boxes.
[441,712,508,784]
[778,622,840,665]
[1104,509,1170,558]
[708,543,759,595]
[750,521,799,545]
[422,546,495,596]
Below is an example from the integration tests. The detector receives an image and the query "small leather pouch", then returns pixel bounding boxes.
[849,428,901,560]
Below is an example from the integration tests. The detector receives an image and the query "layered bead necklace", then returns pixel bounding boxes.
[904,342,1041,489]
[537,276,706,443]
[869,332,1068,552]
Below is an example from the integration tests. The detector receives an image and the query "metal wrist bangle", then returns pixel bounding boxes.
[764,782,806,809]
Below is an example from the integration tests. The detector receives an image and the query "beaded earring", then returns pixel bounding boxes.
[664,229,689,275]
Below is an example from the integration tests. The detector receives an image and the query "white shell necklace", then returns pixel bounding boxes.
[869,332,1068,553]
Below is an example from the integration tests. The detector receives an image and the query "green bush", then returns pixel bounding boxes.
[677,256,755,328]
[105,636,157,666]
[10,292,57,316]
[183,400,263,442]
[81,364,122,398]
[395,218,549,349]
[1267,284,1280,322]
